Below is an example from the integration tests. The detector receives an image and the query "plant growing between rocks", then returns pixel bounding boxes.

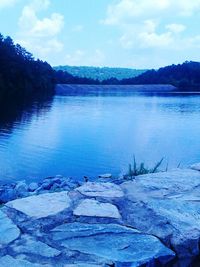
[124,156,164,180]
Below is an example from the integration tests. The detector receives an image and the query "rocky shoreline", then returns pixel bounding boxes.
[1,164,200,266]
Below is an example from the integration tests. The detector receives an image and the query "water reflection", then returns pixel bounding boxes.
[1,88,200,183]
[0,96,53,137]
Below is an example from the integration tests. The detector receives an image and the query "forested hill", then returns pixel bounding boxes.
[0,33,101,104]
[1,32,200,100]
[54,65,147,81]
[0,33,55,103]
[121,61,200,90]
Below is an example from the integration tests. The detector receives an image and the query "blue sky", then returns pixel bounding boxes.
[0,0,200,68]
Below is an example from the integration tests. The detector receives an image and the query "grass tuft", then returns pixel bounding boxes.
[124,156,164,180]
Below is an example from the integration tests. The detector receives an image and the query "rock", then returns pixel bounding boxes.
[51,177,62,184]
[98,173,112,178]
[190,162,200,171]
[6,191,71,219]
[76,182,124,198]
[120,169,200,259]
[41,181,52,190]
[28,182,38,192]
[51,222,140,240]
[55,175,63,179]
[61,177,80,190]
[64,264,101,267]
[50,183,60,191]
[15,181,29,198]
[51,223,175,266]
[0,210,20,247]
[73,199,121,219]
[121,168,200,201]
[0,186,16,203]
[0,256,49,267]
[11,234,61,257]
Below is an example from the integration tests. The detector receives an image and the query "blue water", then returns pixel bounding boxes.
[1,88,200,183]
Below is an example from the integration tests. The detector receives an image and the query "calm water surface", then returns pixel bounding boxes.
[1,88,200,183]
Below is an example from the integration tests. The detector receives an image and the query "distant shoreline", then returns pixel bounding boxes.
[56,83,177,94]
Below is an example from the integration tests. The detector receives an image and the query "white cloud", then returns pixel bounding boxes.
[17,0,64,60]
[103,0,200,51]
[0,0,17,9]
[103,0,200,25]
[103,0,170,25]
[166,23,186,34]
[119,20,173,49]
[65,49,105,66]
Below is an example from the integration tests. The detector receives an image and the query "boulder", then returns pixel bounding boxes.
[0,210,20,247]
[50,223,175,266]
[50,183,60,191]
[76,182,124,198]
[51,177,62,184]
[98,173,112,178]
[28,182,38,192]
[15,181,29,198]
[6,191,71,219]
[73,199,121,219]
[41,181,52,190]
[0,186,16,203]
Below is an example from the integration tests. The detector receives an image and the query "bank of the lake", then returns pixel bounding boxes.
[1,164,200,266]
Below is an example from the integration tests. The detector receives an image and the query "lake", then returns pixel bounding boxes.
[1,85,200,183]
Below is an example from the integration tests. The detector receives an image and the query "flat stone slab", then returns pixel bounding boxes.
[190,162,200,171]
[51,222,140,240]
[64,265,102,267]
[51,223,175,266]
[6,191,71,219]
[73,199,121,218]
[121,169,200,259]
[11,235,61,258]
[76,182,124,198]
[0,210,20,247]
[0,256,49,267]
[121,169,200,200]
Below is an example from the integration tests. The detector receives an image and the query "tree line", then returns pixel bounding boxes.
[0,33,55,103]
[121,61,200,90]
[1,32,200,104]
[54,65,146,81]
[55,61,200,90]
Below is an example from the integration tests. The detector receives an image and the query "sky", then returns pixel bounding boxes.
[0,0,200,68]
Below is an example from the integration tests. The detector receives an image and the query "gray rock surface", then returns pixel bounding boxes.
[51,222,175,266]
[2,168,200,266]
[0,186,16,203]
[0,256,49,267]
[15,181,29,198]
[0,210,20,247]
[98,173,112,178]
[6,191,71,218]
[28,182,38,192]
[190,162,200,171]
[51,222,140,240]
[73,199,121,219]
[64,264,102,267]
[11,235,61,257]
[121,169,200,259]
[76,182,124,198]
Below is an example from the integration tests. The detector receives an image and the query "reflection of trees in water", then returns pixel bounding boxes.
[0,93,54,136]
